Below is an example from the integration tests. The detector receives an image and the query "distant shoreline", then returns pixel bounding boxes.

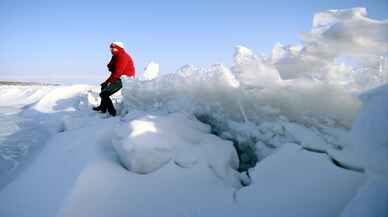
[0,81,60,86]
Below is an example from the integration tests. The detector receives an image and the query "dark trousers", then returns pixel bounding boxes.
[99,79,122,115]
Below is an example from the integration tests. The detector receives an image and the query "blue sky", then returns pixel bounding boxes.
[0,0,387,84]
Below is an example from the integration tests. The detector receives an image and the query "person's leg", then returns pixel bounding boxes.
[101,94,116,116]
[93,84,108,111]
[98,79,122,116]
[101,79,122,96]
[98,96,108,113]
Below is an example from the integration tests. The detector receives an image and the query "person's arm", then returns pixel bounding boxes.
[102,57,114,86]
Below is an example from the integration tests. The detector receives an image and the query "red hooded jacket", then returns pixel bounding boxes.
[105,46,135,83]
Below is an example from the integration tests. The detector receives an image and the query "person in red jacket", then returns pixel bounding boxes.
[93,41,135,116]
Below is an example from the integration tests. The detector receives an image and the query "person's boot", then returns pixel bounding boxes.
[94,99,107,113]
[100,106,107,113]
[93,105,102,111]
[109,108,116,117]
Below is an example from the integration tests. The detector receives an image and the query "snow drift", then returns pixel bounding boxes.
[112,113,242,188]
[0,85,53,108]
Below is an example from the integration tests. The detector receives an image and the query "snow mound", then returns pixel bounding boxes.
[112,116,174,174]
[142,61,160,80]
[0,85,53,108]
[112,113,242,187]
[31,85,96,113]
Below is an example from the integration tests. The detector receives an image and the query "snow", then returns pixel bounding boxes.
[113,113,242,186]
[328,84,388,174]
[282,122,329,152]
[352,84,388,155]
[310,8,388,56]
[31,85,95,113]
[341,172,388,217]
[56,160,239,217]
[0,117,118,217]
[329,84,388,216]
[0,6,387,217]
[0,82,360,217]
[122,64,360,128]
[272,7,388,89]
[0,85,53,108]
[233,46,282,88]
[237,143,364,217]
[142,61,160,80]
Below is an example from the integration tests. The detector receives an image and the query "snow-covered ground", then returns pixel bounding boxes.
[0,7,387,217]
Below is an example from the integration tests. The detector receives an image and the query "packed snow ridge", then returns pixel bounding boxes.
[0,7,387,217]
